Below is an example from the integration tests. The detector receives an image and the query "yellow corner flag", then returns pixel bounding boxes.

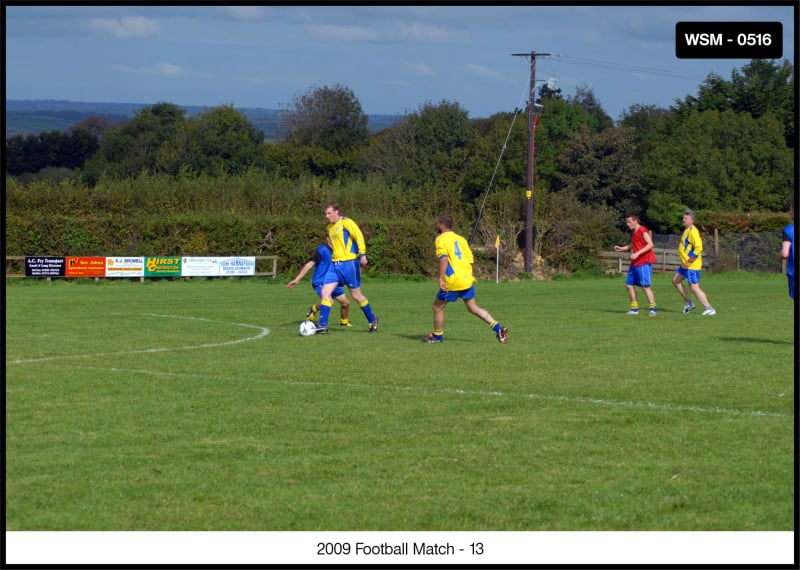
[495,235,500,249]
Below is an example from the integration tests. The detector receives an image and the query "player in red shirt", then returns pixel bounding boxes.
[613,213,658,317]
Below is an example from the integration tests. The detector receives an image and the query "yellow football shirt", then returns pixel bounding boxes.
[679,225,704,270]
[435,231,477,291]
[327,217,366,262]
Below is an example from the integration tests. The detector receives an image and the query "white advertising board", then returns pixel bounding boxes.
[105,257,144,277]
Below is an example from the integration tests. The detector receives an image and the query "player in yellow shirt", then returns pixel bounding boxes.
[317,202,378,334]
[422,214,508,343]
[672,209,716,316]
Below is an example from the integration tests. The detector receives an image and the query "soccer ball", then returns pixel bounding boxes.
[299,320,317,336]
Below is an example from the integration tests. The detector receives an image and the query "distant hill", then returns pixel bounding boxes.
[4,99,403,140]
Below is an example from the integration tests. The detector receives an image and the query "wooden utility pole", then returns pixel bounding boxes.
[512,51,549,273]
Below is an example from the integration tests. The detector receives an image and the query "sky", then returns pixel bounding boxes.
[3,3,797,121]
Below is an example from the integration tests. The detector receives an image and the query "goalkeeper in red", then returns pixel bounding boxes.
[422,214,508,344]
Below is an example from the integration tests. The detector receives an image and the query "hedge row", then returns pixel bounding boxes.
[5,174,792,278]
[4,209,452,278]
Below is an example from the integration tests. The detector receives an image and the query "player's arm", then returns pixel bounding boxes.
[344,219,367,256]
[780,228,792,259]
[287,260,315,289]
[438,255,449,291]
[634,231,654,259]
[690,228,703,257]
[345,218,369,265]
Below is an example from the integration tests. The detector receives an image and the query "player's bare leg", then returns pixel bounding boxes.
[432,298,447,331]
[672,273,690,302]
[463,298,495,325]
[464,298,508,343]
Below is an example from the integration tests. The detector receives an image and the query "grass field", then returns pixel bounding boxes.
[5,272,794,535]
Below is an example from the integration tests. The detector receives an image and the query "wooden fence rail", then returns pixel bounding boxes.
[598,248,710,274]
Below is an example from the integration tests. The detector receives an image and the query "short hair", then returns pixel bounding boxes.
[324,202,339,212]
[625,212,640,222]
[684,209,697,221]
[437,214,453,229]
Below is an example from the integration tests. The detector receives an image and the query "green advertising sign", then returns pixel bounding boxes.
[144,256,182,277]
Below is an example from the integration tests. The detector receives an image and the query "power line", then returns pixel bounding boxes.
[552,54,707,82]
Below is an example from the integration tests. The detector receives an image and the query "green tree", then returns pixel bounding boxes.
[674,59,794,147]
[281,84,369,153]
[570,83,613,131]
[68,116,118,141]
[461,111,528,202]
[360,100,473,190]
[271,84,369,179]
[85,102,186,181]
[640,109,792,231]
[5,133,45,175]
[157,105,264,176]
[553,125,644,218]
[5,129,99,176]
[619,104,673,156]
[56,127,100,170]
[526,95,605,188]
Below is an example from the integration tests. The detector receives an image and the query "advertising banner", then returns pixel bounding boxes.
[19,256,263,279]
[66,256,106,278]
[105,257,144,278]
[145,256,182,277]
[25,256,66,277]
[218,257,256,276]
[181,257,220,277]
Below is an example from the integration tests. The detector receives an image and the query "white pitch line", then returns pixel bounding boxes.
[8,314,270,365]
[45,364,792,419]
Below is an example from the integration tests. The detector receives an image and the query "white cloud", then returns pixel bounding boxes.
[86,16,159,38]
[464,63,514,83]
[402,62,436,77]
[113,62,195,79]
[464,63,501,80]
[306,24,380,42]
[222,6,269,20]
[151,62,190,78]
[396,23,467,43]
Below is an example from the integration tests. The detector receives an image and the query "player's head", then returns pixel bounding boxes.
[683,209,697,225]
[436,214,453,233]
[324,202,340,224]
[625,212,641,229]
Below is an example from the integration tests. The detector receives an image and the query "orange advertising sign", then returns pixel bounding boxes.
[65,256,106,278]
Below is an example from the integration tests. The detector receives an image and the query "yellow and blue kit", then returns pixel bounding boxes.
[678,224,704,270]
[319,215,377,330]
[435,230,477,291]
[327,216,366,262]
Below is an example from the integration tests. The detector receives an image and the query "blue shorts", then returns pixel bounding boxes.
[437,285,476,303]
[625,264,652,287]
[314,283,345,299]
[675,267,702,284]
[328,259,362,289]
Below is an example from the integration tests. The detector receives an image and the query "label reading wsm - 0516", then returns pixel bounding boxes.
[676,22,782,59]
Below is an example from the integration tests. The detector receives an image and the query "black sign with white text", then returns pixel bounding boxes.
[676,22,782,59]
[25,256,66,277]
